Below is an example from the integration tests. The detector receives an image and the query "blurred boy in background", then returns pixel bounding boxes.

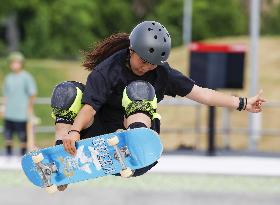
[2,52,37,156]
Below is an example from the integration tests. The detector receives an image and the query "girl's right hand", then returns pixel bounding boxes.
[63,130,80,156]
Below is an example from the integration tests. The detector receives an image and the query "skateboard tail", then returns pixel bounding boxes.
[21,154,44,187]
[21,146,70,188]
[125,129,163,167]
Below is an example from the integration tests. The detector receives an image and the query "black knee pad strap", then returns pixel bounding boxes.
[55,117,74,125]
[128,122,147,129]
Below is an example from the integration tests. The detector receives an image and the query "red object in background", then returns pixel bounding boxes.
[189,42,246,53]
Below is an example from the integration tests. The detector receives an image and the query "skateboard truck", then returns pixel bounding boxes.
[32,153,58,193]
[107,136,134,178]
[113,146,130,160]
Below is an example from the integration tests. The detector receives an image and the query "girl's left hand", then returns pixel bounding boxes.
[246,90,266,113]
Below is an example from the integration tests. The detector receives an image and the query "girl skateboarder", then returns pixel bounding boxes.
[50,21,265,191]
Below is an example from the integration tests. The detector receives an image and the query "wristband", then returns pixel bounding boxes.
[243,98,247,110]
[237,97,244,111]
[68,129,80,135]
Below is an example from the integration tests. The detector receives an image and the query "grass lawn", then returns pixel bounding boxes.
[1,170,280,194]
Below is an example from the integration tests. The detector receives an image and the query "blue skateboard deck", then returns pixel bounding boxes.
[21,128,163,192]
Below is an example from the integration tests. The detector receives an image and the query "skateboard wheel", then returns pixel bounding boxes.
[45,185,58,194]
[107,136,119,146]
[120,168,133,178]
[32,153,44,164]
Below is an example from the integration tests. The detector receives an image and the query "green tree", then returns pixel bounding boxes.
[23,0,134,58]
[0,0,249,58]
[0,0,39,16]
[0,0,40,54]
[261,3,280,35]
[192,0,247,40]
[22,0,97,58]
[147,0,184,47]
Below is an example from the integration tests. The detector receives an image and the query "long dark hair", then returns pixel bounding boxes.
[83,33,130,71]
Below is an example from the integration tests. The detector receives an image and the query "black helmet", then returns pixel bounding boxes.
[129,21,171,65]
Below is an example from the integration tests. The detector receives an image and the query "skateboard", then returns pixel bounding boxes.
[21,128,163,193]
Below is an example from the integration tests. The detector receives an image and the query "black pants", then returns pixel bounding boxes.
[4,119,27,143]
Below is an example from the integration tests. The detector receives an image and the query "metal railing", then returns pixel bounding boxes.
[1,97,280,138]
